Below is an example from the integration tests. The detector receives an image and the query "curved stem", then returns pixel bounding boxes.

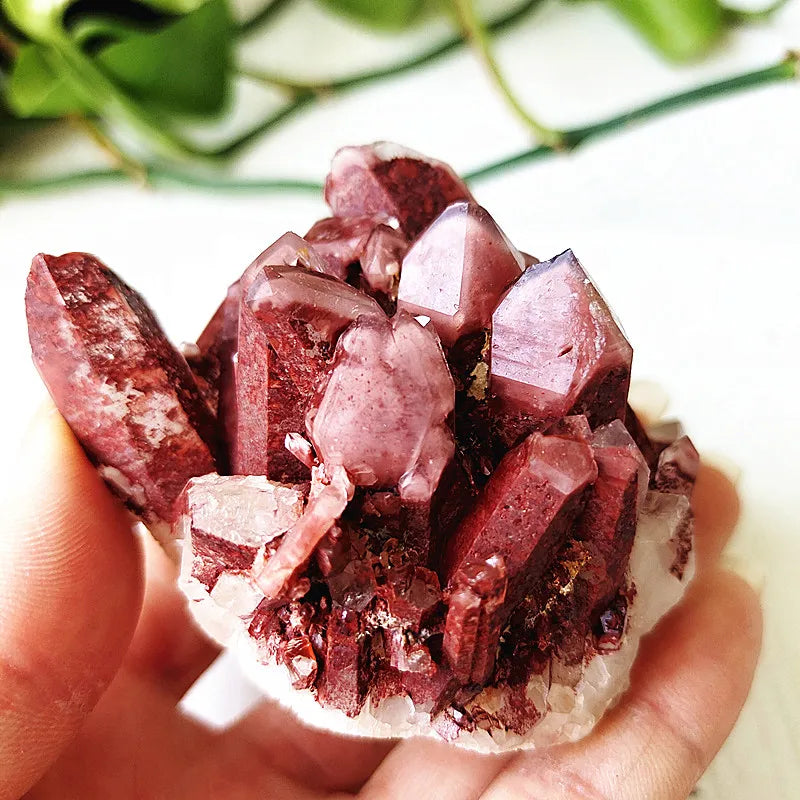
[450,0,562,147]
[463,52,799,182]
[2,55,796,195]
[240,0,545,94]
[0,166,324,193]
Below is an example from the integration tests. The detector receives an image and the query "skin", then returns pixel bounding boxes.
[0,404,761,800]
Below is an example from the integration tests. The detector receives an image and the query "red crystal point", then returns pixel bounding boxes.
[654,435,699,496]
[397,202,524,347]
[325,143,474,238]
[443,555,507,684]
[360,223,408,300]
[317,606,369,716]
[26,252,218,538]
[309,313,455,499]
[195,233,328,480]
[443,430,598,609]
[246,264,381,396]
[491,250,633,438]
[305,215,384,281]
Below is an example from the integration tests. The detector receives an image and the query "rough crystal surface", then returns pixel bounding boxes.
[325,142,474,238]
[491,250,633,441]
[26,252,218,540]
[397,202,524,347]
[26,143,698,753]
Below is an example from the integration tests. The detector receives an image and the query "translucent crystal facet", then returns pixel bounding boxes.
[309,312,455,500]
[397,202,524,347]
[491,250,633,436]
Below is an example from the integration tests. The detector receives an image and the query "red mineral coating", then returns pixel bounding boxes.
[491,250,633,439]
[26,252,218,538]
[443,431,598,609]
[195,233,326,480]
[397,202,524,347]
[246,265,382,396]
[443,556,507,685]
[325,143,474,238]
[317,606,369,716]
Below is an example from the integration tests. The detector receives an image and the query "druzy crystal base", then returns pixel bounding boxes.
[25,142,698,752]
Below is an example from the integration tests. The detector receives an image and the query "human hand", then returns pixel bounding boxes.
[1,404,761,800]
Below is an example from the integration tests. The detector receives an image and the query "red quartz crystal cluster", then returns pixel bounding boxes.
[25,143,698,744]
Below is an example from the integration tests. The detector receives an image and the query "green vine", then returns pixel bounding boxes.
[2,52,796,194]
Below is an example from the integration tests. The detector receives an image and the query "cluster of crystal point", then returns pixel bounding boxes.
[25,143,698,751]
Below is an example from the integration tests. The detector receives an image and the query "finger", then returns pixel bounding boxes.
[230,698,397,793]
[359,737,510,800]
[124,533,219,698]
[0,405,143,800]
[691,464,740,571]
[28,671,324,800]
[479,568,762,800]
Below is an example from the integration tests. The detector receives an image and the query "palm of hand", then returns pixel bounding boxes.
[0,408,760,800]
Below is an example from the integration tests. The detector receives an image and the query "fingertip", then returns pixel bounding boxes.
[692,464,741,570]
[0,405,144,798]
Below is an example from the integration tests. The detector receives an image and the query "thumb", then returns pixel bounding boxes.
[0,403,143,800]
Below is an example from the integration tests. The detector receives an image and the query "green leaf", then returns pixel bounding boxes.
[4,43,92,116]
[608,0,724,62]
[2,0,71,39]
[95,0,232,116]
[316,0,426,30]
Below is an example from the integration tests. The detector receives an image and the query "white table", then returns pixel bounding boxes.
[1,1,798,796]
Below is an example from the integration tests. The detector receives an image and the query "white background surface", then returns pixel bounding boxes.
[1,1,799,796]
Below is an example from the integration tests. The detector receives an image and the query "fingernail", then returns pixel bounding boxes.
[628,380,669,425]
[720,551,766,597]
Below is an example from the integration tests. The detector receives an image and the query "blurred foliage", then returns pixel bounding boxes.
[0,0,793,184]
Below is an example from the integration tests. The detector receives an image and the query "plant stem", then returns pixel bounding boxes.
[450,0,562,147]
[0,166,324,193]
[464,52,799,181]
[240,0,545,94]
[1,55,796,195]
[67,114,148,184]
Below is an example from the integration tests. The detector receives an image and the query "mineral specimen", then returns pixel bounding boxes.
[25,142,697,752]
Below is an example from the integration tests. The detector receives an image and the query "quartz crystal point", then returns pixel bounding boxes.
[26,252,218,541]
[246,265,381,396]
[397,202,524,347]
[444,431,598,609]
[443,556,507,685]
[304,215,382,281]
[196,233,326,479]
[309,313,455,498]
[491,250,633,441]
[25,143,699,753]
[325,143,474,238]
